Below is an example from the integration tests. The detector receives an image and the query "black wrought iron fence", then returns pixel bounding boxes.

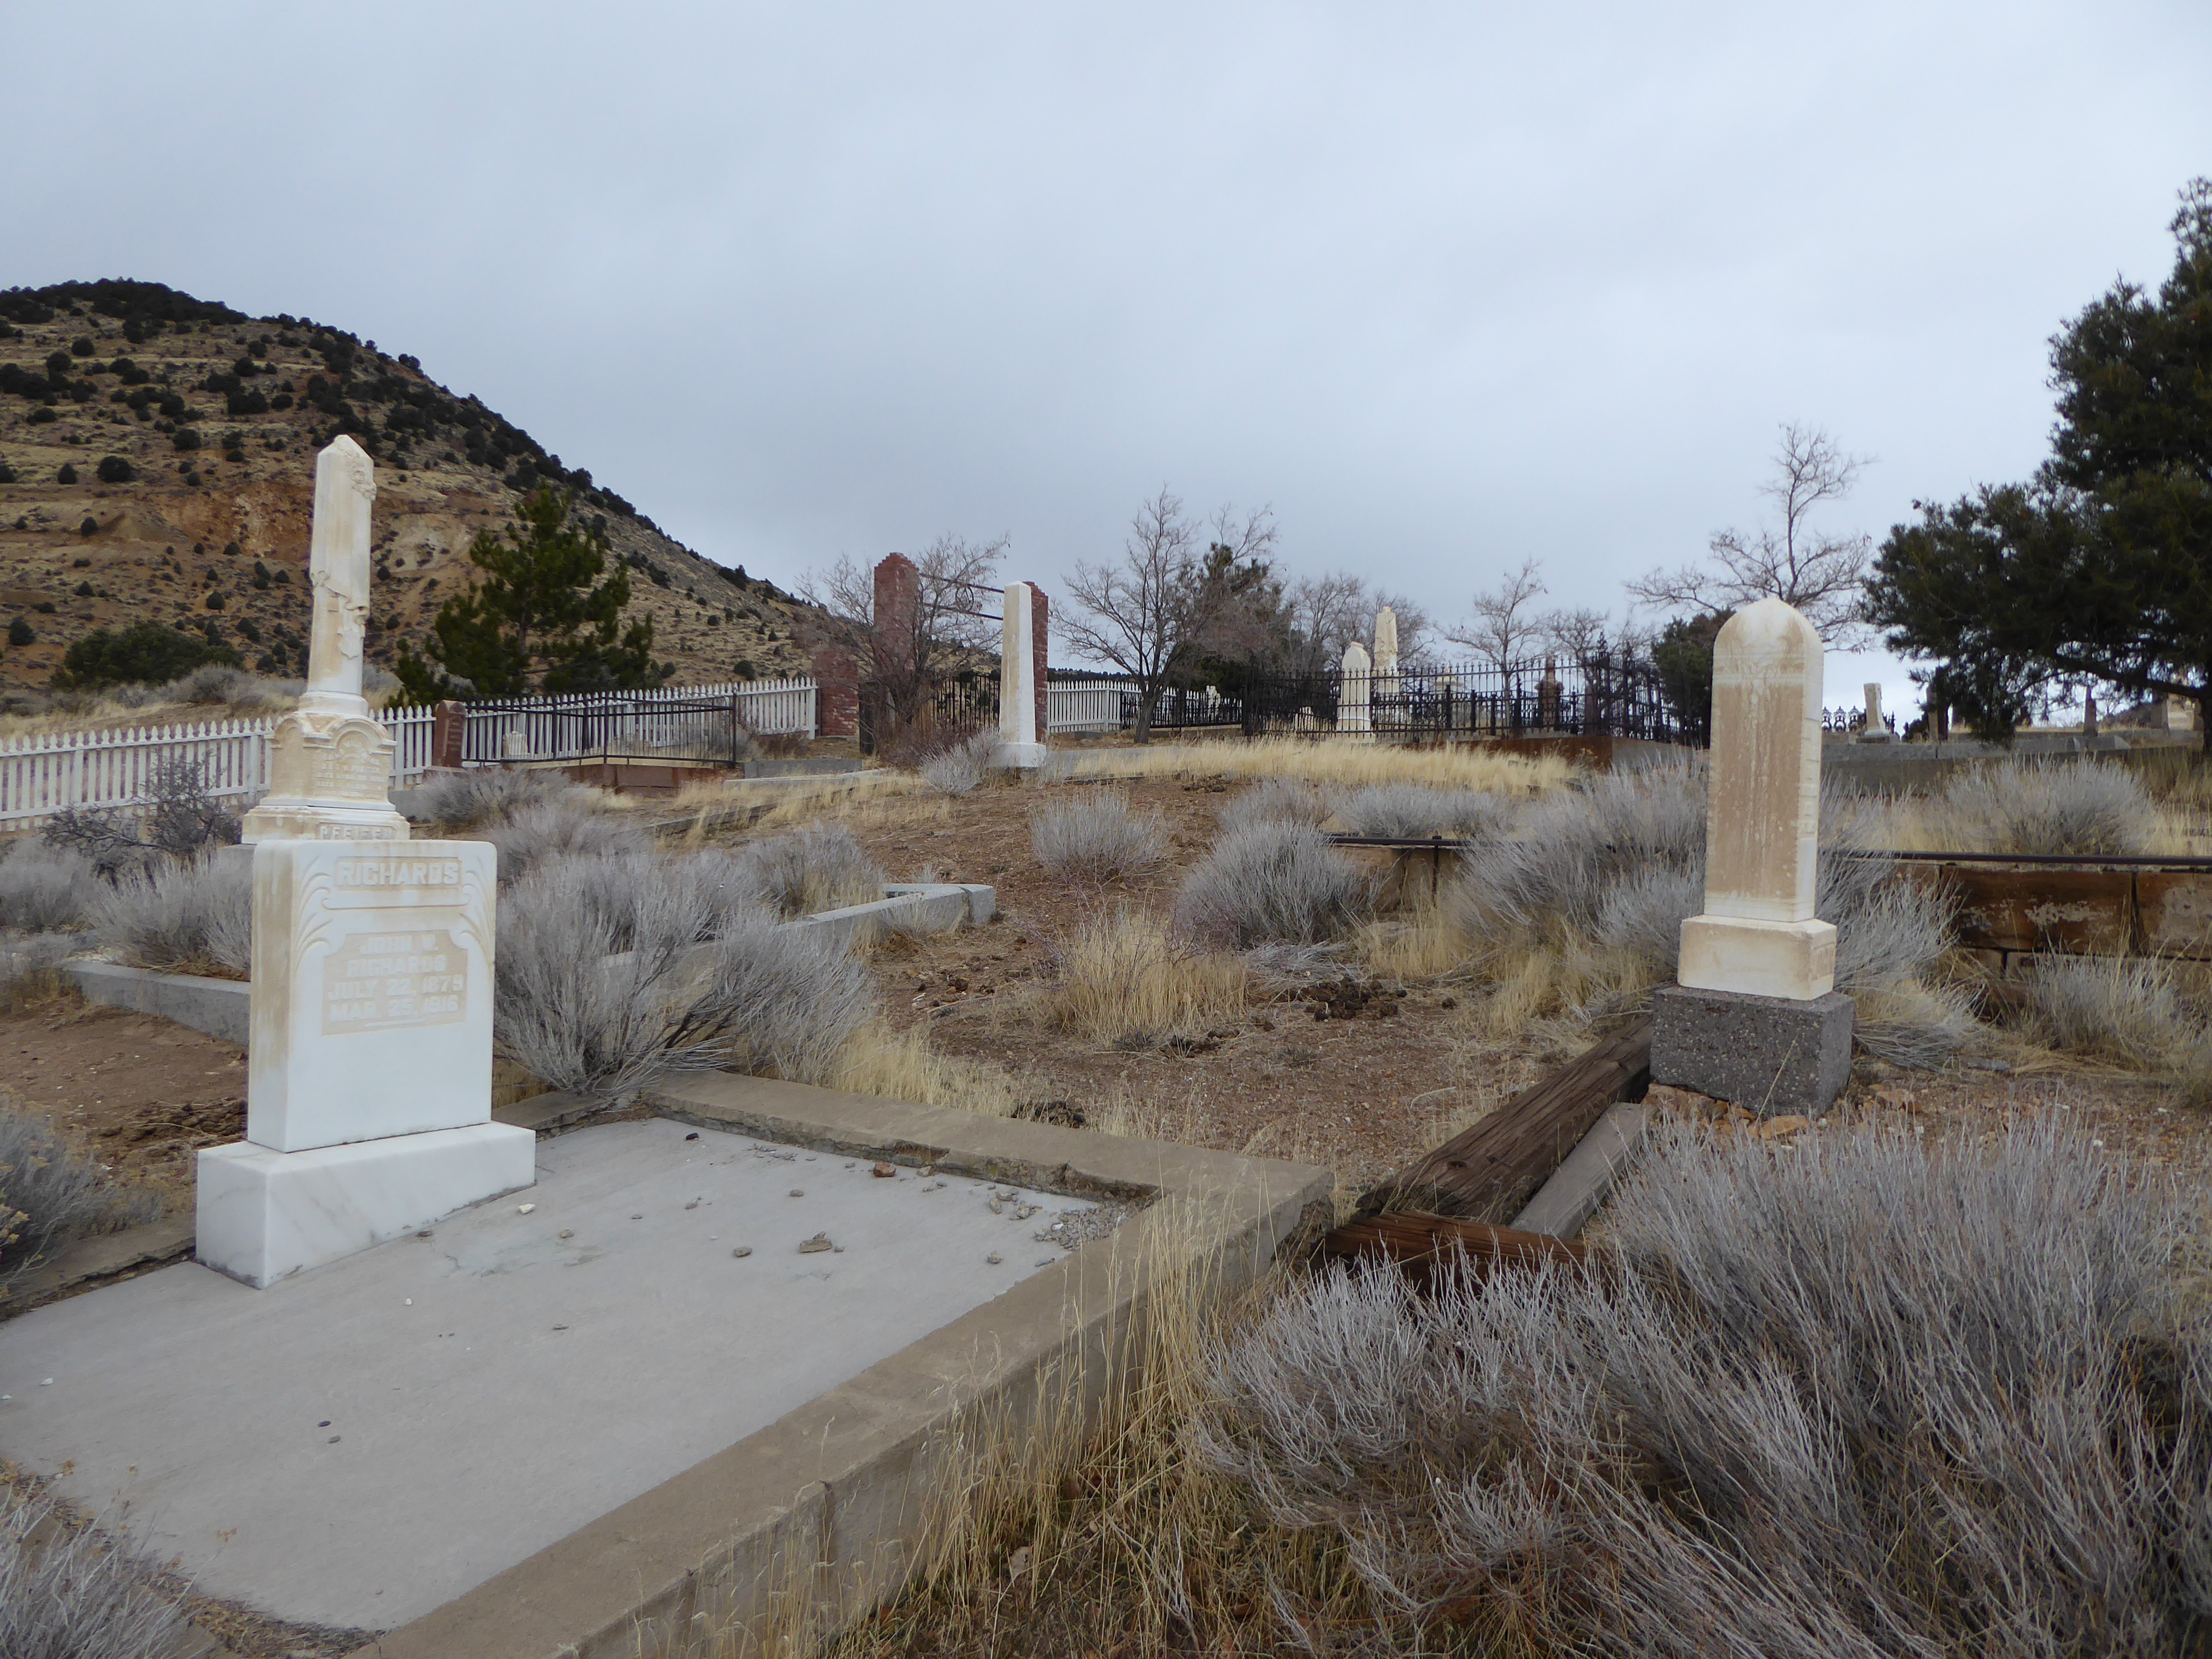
[1119,654,1693,743]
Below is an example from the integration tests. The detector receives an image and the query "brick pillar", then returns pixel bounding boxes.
[812,648,859,739]
[1029,584,1049,744]
[432,700,465,769]
[872,552,921,688]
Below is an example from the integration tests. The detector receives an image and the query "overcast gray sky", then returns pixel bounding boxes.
[10,2,2210,713]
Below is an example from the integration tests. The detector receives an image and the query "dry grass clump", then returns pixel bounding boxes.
[1942,758,2163,855]
[734,822,885,917]
[0,1491,192,1658]
[1327,783,1507,839]
[1174,822,1371,951]
[1218,777,1330,832]
[1201,1114,2212,1658]
[92,854,250,975]
[1042,737,1571,796]
[1029,790,1166,882]
[1,1097,159,1285]
[0,840,101,933]
[494,855,870,1098]
[1041,907,1247,1044]
[824,1019,1024,1118]
[2021,953,2212,1072]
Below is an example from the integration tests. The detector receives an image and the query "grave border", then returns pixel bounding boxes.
[340,1073,1330,1659]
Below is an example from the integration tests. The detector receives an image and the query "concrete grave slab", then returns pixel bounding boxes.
[0,1115,1110,1636]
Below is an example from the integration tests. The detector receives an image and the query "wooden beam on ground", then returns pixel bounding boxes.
[1352,1015,1652,1226]
[1319,1213,1595,1293]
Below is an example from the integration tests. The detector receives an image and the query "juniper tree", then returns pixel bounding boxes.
[395,486,662,701]
[1866,179,2212,748]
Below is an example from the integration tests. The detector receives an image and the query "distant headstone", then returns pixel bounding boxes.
[994,581,1048,768]
[1859,681,1890,742]
[1536,657,1562,729]
[239,437,410,845]
[1340,641,1372,734]
[1373,607,1400,723]
[1651,598,1853,1117]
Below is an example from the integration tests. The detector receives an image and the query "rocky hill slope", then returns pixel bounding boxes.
[0,280,823,692]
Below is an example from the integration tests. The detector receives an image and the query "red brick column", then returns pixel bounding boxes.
[812,648,859,739]
[432,700,465,769]
[1029,584,1049,743]
[872,552,921,687]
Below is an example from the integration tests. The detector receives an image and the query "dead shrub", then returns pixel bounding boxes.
[2022,953,2209,1070]
[1943,758,2161,855]
[0,1099,158,1284]
[92,853,249,975]
[1174,822,1372,951]
[919,730,999,796]
[483,799,649,884]
[1030,790,1166,882]
[1200,1113,2212,1658]
[493,855,870,1098]
[0,1491,191,1658]
[734,822,884,917]
[1328,782,1507,838]
[0,840,101,933]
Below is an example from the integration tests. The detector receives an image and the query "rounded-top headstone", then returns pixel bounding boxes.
[1705,597,1822,926]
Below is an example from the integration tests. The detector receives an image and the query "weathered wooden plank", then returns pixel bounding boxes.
[2136,870,2212,961]
[1353,1015,1651,1225]
[1900,864,2135,956]
[1320,1213,1598,1292]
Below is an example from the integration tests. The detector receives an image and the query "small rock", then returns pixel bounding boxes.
[1015,1203,1039,1220]
[986,1252,1003,1265]
[872,1161,896,1178]
[415,1229,433,1239]
[1035,1258,1054,1267]
[684,1199,700,1211]
[403,1300,411,1307]
[557,1229,574,1240]
[988,1198,1004,1214]
[789,1189,805,1198]
[327,1435,341,1444]
[552,1324,568,1332]
[319,1420,331,1427]
[732,1246,753,1258]
[798,1233,833,1254]
[631,1213,644,1220]
[517,1203,535,1214]
[1006,1544,1031,1581]
[685,1131,700,1141]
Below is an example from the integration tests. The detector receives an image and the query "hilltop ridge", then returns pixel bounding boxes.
[0,279,824,691]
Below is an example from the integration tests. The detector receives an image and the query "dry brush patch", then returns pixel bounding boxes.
[1038,907,1248,1045]
[1039,737,1572,796]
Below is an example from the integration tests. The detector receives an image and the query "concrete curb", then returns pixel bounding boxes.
[1,1215,197,1319]
[1509,1102,1652,1239]
[62,885,999,1050]
[344,1076,1332,1659]
[62,961,248,1046]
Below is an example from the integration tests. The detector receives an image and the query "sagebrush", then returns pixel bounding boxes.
[0,1494,191,1659]
[1943,758,2160,856]
[1328,783,1506,839]
[1030,790,1166,882]
[93,854,250,974]
[1173,821,1371,950]
[1201,1114,2212,1658]
[1,1101,157,1284]
[0,841,101,933]
[735,822,884,917]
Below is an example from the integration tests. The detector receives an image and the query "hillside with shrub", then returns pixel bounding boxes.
[0,279,822,693]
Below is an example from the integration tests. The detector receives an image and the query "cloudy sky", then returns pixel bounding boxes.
[11,2,2210,713]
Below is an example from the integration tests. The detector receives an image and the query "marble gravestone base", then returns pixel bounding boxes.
[197,840,534,1288]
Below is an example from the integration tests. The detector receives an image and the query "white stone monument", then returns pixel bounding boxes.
[1339,641,1372,734]
[1859,681,1891,742]
[199,439,533,1288]
[994,580,1047,769]
[1652,598,1853,1116]
[1373,606,1400,724]
[240,436,410,846]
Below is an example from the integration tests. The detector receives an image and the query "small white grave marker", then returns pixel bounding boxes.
[1340,641,1372,734]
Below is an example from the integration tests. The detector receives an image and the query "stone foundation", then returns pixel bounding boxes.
[1651,985,1854,1117]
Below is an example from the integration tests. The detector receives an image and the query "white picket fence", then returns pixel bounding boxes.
[0,678,816,831]
[1046,680,1134,734]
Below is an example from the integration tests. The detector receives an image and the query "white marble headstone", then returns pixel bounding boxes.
[1340,641,1372,734]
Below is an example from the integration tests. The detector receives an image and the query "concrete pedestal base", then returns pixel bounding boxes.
[990,740,1047,769]
[1651,985,1854,1118]
[196,1123,537,1288]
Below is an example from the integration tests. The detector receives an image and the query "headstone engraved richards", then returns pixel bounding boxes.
[197,439,534,1288]
[994,580,1048,769]
[1650,597,1853,1117]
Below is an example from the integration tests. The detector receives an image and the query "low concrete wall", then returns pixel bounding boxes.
[345,1074,1331,1659]
[63,961,248,1046]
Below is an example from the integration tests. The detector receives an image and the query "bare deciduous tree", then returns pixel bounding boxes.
[1541,606,1614,667]
[1446,556,1549,676]
[1065,487,1274,744]
[1629,423,1873,644]
[800,534,1006,722]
